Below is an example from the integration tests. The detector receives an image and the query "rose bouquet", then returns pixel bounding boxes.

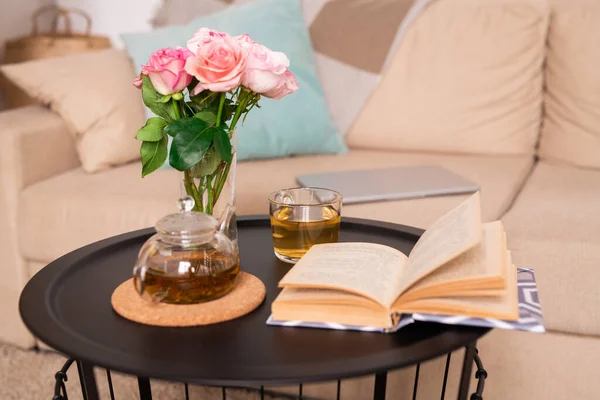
[133,28,298,215]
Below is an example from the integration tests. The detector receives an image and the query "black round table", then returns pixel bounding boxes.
[20,216,488,400]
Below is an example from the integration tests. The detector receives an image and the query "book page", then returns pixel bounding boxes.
[279,242,408,308]
[393,253,519,321]
[275,287,381,308]
[396,221,506,302]
[272,300,394,329]
[395,192,483,296]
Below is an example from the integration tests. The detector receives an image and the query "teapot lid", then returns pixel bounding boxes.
[155,196,218,242]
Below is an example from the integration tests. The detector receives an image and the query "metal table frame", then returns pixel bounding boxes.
[52,343,487,400]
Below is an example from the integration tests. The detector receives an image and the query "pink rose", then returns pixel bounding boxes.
[241,42,290,94]
[235,33,254,50]
[135,47,193,95]
[185,28,248,94]
[133,75,143,89]
[263,70,299,100]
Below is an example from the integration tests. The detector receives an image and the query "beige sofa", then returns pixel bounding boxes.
[2,0,600,398]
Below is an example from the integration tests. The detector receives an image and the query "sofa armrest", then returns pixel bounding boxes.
[0,105,80,188]
[0,105,79,348]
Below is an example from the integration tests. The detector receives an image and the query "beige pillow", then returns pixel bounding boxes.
[539,0,600,169]
[1,49,144,173]
[346,0,549,156]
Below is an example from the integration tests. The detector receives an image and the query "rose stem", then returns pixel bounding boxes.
[216,92,226,127]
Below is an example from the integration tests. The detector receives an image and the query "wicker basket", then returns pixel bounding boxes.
[1,5,111,108]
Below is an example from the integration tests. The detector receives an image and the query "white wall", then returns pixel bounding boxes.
[0,0,52,61]
[0,0,53,108]
[55,0,163,47]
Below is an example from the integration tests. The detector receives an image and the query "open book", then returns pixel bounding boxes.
[271,192,519,329]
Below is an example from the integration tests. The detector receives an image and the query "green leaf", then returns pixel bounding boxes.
[169,118,222,171]
[190,148,222,177]
[213,127,232,163]
[136,117,168,142]
[157,95,171,103]
[141,134,168,177]
[141,75,176,122]
[164,117,202,137]
[194,110,217,126]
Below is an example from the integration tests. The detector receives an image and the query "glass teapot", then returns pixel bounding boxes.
[133,196,240,305]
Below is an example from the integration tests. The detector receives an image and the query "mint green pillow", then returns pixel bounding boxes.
[121,0,347,162]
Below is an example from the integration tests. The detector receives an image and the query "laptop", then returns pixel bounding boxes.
[295,166,479,205]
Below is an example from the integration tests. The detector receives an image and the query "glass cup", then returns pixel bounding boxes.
[269,187,342,263]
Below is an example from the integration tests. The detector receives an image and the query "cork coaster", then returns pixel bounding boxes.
[111,272,266,327]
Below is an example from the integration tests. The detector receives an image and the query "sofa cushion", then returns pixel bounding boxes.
[478,329,600,399]
[538,0,600,169]
[502,162,600,336]
[0,50,145,173]
[346,0,549,156]
[20,150,533,264]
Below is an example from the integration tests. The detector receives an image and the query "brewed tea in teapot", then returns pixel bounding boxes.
[133,197,239,304]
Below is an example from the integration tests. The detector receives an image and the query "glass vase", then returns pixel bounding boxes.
[181,130,238,248]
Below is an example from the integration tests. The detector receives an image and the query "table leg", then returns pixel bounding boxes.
[457,343,477,400]
[373,372,387,400]
[441,353,452,400]
[106,369,116,400]
[412,363,420,400]
[138,377,153,399]
[76,361,99,400]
